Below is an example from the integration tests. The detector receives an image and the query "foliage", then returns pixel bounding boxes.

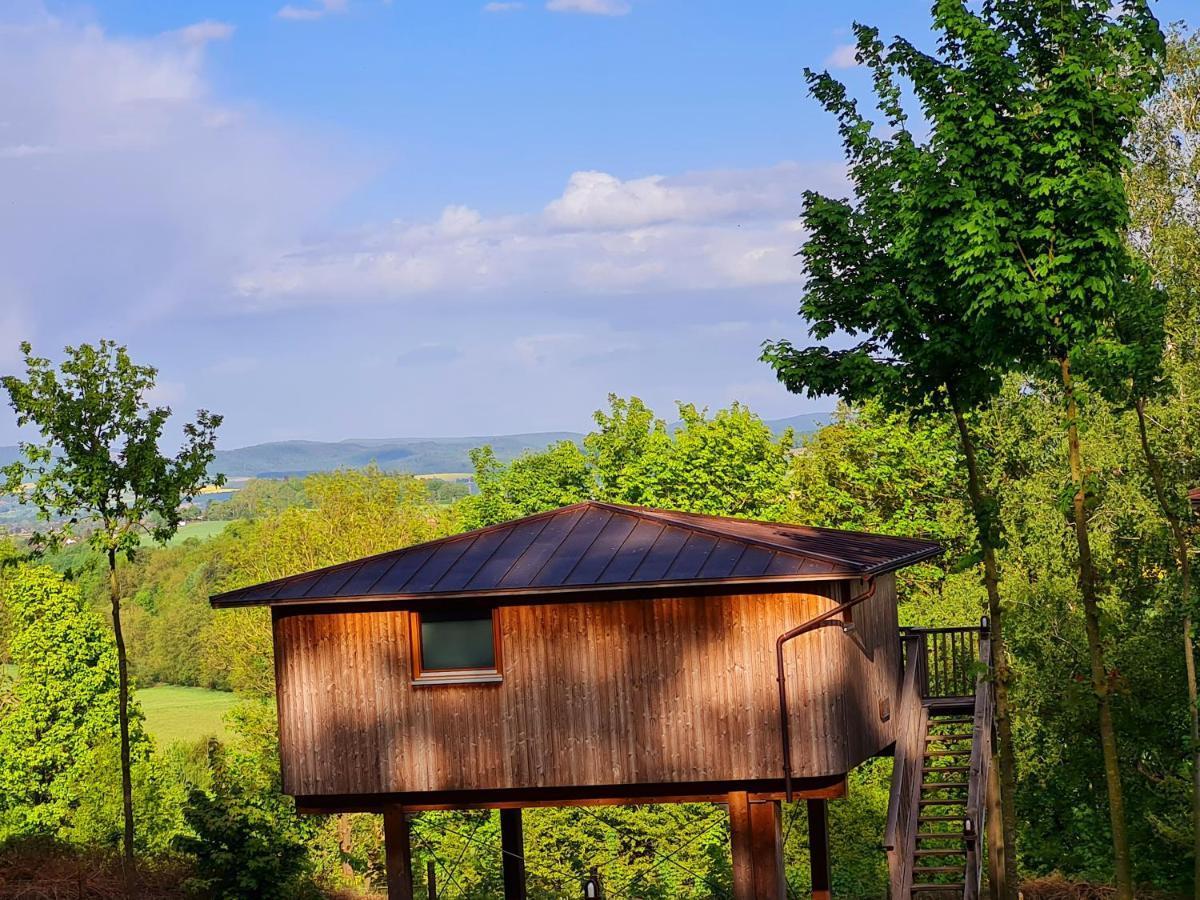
[0,566,148,840]
[462,395,796,529]
[0,340,223,556]
[205,478,310,521]
[460,441,593,529]
[177,739,320,900]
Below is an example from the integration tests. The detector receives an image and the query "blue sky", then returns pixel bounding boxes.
[0,0,1191,448]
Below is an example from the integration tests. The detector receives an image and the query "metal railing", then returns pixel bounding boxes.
[900,621,988,699]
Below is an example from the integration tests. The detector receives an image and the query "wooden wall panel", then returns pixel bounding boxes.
[273,577,901,797]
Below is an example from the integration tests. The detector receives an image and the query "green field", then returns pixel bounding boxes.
[3,666,240,745]
[140,520,230,547]
[135,685,240,745]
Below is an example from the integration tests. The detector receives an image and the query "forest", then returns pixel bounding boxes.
[1,3,1199,899]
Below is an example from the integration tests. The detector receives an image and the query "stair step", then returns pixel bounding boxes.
[919,815,966,822]
[929,717,973,724]
[920,798,967,806]
[922,766,970,773]
[914,865,966,874]
[915,848,967,857]
[912,885,965,893]
[916,830,966,839]
[921,782,968,791]
[926,733,973,742]
[924,750,970,757]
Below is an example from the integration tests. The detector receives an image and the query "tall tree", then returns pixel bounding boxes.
[944,4,1162,894]
[1,341,222,891]
[1123,28,1200,895]
[760,15,1024,893]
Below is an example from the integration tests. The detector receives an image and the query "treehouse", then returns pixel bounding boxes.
[211,501,998,898]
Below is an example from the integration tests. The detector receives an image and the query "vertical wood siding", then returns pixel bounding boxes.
[274,575,899,797]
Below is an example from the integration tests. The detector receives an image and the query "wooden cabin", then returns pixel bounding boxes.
[212,501,996,898]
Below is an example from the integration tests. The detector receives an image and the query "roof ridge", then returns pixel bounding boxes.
[587,502,866,572]
[603,502,934,544]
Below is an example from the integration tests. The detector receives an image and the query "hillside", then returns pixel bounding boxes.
[0,413,828,483]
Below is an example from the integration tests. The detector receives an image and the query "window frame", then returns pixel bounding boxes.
[409,607,503,686]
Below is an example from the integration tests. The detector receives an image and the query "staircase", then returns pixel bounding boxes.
[885,623,993,899]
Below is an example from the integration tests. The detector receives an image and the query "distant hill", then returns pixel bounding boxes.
[212,432,583,478]
[0,412,831,481]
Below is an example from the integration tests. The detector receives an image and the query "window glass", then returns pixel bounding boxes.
[419,612,496,671]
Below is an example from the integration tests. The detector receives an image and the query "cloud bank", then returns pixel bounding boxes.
[234,162,842,309]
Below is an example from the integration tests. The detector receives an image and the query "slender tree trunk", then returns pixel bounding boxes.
[108,548,135,896]
[950,397,1020,900]
[338,814,355,883]
[1059,357,1132,898]
[1134,398,1200,898]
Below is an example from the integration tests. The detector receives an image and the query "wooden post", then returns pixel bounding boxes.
[500,808,528,899]
[383,807,414,900]
[728,792,785,900]
[808,798,831,900]
[427,860,437,900]
[986,759,1006,900]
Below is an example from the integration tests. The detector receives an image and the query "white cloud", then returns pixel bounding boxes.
[483,2,525,11]
[234,162,843,308]
[0,4,357,341]
[824,43,861,69]
[174,20,235,46]
[546,0,631,16]
[277,0,348,22]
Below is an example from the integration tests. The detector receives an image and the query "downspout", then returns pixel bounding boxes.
[776,576,878,801]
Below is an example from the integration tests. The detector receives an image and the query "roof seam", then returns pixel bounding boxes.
[557,509,616,585]
[525,505,590,587]
[472,516,554,591]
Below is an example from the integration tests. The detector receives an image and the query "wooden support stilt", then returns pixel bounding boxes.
[383,807,414,900]
[427,860,438,900]
[986,756,1006,900]
[500,808,528,899]
[807,798,831,900]
[728,791,785,900]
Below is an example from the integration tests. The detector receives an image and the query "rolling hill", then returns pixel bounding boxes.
[0,412,829,481]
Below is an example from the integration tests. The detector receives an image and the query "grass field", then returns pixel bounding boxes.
[140,520,230,547]
[3,669,236,745]
[135,685,240,745]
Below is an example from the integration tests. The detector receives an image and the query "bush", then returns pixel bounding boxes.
[176,744,319,900]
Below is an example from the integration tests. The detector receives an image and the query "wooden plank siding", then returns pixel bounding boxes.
[272,575,900,799]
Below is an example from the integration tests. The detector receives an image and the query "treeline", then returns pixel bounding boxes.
[2,377,1198,894]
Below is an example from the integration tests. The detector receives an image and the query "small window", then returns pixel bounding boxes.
[410,609,502,684]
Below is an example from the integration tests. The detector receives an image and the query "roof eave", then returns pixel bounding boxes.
[209,570,873,610]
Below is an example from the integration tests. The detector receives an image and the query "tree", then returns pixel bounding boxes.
[586,396,796,518]
[1121,27,1200,895]
[759,14,1025,890]
[1,340,222,889]
[948,5,1162,893]
[0,565,148,840]
[459,442,593,530]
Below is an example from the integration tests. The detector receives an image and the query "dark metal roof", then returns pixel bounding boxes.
[209,501,942,609]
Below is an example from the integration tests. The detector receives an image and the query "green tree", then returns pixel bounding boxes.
[0,566,148,840]
[1123,29,1200,893]
[1,340,222,885]
[587,396,795,518]
[964,5,1163,893]
[177,740,319,900]
[759,12,1027,886]
[463,395,796,529]
[460,442,593,530]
